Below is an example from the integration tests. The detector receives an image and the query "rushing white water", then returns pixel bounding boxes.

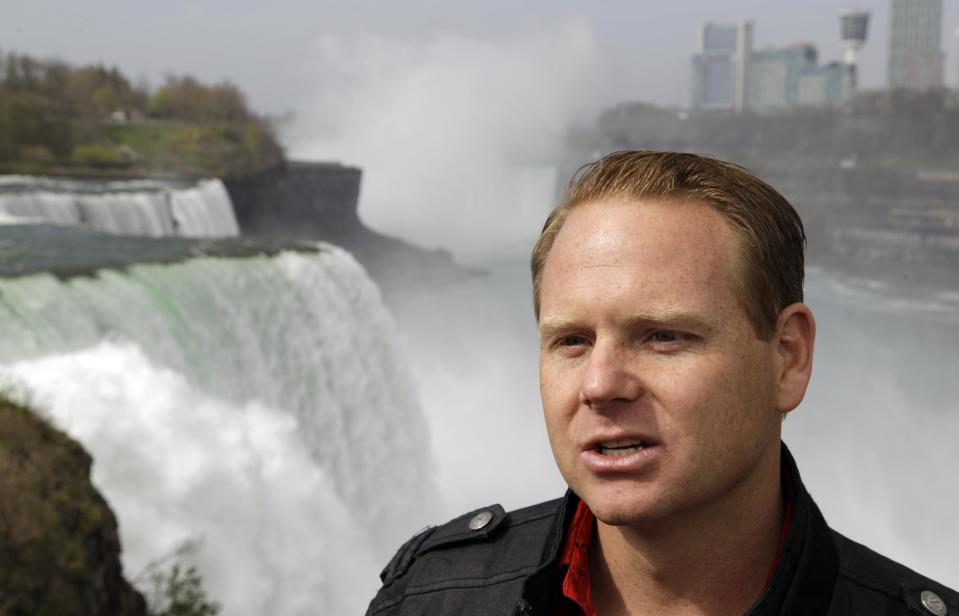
[5,344,378,614]
[0,176,239,237]
[169,181,241,237]
[0,247,436,613]
[788,272,959,587]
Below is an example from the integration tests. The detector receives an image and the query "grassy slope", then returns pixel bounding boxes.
[100,120,282,178]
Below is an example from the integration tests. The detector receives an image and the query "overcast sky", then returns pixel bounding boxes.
[3,0,958,117]
[5,0,958,252]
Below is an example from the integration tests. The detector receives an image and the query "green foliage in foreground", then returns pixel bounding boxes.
[145,564,221,616]
[133,539,220,616]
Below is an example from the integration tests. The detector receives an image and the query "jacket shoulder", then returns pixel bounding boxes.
[831,530,959,615]
[367,498,565,616]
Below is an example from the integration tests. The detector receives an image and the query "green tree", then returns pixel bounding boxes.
[145,565,220,616]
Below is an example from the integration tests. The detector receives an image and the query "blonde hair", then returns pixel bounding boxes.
[531,151,805,339]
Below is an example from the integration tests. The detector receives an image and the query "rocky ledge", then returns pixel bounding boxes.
[0,393,146,615]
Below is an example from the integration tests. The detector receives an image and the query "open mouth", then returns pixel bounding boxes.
[595,440,647,457]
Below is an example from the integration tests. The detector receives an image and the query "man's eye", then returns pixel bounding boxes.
[650,330,679,343]
[560,335,588,347]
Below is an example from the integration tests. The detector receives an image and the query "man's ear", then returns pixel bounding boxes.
[773,303,816,415]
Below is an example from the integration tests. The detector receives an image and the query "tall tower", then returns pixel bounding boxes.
[952,27,959,88]
[840,9,870,93]
[888,0,943,90]
[690,20,753,112]
[734,20,753,112]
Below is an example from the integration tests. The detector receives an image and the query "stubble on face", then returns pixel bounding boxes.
[537,198,783,529]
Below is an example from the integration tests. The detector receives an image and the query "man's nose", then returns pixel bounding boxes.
[579,340,642,410]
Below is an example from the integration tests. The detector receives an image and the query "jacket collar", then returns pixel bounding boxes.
[520,442,839,615]
[747,442,838,615]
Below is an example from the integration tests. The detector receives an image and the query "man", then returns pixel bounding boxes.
[366,151,958,615]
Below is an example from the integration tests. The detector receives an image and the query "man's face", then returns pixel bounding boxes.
[538,198,785,526]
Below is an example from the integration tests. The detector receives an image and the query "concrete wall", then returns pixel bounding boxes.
[225,161,363,241]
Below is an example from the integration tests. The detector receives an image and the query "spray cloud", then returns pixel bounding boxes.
[287,17,605,257]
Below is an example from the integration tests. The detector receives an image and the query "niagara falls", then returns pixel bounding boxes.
[1,2,958,614]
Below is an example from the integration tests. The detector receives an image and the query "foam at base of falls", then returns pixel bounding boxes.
[0,176,239,237]
[3,343,378,614]
[0,246,437,609]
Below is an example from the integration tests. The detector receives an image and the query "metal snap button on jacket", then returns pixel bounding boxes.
[468,510,493,530]
[921,590,948,616]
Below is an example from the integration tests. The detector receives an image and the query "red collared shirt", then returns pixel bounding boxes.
[554,485,796,616]
[555,499,598,616]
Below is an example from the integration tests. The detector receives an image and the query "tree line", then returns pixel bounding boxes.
[0,50,282,177]
[592,89,959,171]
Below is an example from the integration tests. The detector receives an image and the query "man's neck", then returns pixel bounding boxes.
[589,447,784,616]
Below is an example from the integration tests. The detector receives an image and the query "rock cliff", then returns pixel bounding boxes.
[224,161,473,297]
[0,394,146,615]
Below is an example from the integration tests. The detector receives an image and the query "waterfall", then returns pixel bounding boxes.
[0,175,239,237]
[0,246,436,614]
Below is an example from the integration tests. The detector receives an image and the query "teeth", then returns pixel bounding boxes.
[597,441,646,456]
[602,439,643,448]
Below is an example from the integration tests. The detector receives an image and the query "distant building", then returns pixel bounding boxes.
[691,21,752,112]
[797,62,849,106]
[748,44,848,111]
[840,9,870,92]
[888,0,943,89]
[691,19,855,113]
[952,27,959,88]
[750,45,816,109]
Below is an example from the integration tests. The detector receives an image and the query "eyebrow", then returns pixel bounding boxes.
[537,317,581,341]
[538,310,717,340]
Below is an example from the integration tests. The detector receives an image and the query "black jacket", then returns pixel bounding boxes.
[367,445,958,615]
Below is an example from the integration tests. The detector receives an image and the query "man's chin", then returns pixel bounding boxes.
[580,489,669,528]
